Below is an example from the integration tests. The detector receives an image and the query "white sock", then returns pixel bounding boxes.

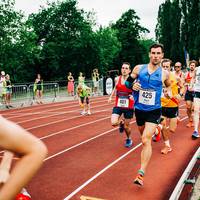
[164,140,170,147]
[158,124,163,130]
[155,127,159,135]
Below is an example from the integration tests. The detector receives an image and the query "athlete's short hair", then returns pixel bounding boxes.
[149,43,164,53]
[122,62,131,69]
[161,58,172,67]
[189,60,197,67]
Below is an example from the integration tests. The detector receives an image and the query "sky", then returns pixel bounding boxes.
[14,0,165,39]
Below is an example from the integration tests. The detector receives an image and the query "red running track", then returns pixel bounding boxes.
[0,96,199,200]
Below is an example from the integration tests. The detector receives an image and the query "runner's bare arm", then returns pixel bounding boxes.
[131,65,142,91]
[124,65,140,90]
[0,116,47,200]
[108,76,119,103]
[162,69,171,87]
[0,151,14,183]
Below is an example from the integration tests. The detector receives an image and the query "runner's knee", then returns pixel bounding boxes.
[186,104,192,109]
[141,135,151,145]
[111,122,119,127]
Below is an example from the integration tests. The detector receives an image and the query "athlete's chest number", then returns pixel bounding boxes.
[117,97,129,108]
[142,91,152,99]
[139,89,156,105]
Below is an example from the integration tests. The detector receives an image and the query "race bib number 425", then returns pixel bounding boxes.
[139,89,156,105]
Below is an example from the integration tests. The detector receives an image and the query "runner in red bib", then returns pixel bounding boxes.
[108,62,134,148]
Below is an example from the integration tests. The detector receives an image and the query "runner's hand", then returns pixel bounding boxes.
[132,82,141,91]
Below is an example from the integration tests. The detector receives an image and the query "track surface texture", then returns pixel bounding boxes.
[0,96,199,200]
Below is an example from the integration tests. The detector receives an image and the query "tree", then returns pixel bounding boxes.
[156,0,172,59]
[28,0,101,80]
[93,27,121,75]
[156,0,200,65]
[111,9,149,69]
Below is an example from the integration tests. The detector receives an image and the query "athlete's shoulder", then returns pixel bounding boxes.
[134,64,146,73]
[114,75,120,82]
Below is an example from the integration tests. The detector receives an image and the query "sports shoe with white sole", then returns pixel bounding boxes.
[124,138,133,148]
[192,131,200,139]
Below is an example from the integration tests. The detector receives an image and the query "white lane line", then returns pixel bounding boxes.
[44,120,136,161]
[17,102,111,124]
[63,115,188,200]
[19,103,186,132]
[0,117,121,156]
[64,143,142,200]
[26,109,111,131]
[4,97,108,119]
[40,116,110,140]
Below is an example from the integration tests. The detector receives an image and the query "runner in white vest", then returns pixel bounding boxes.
[191,64,200,139]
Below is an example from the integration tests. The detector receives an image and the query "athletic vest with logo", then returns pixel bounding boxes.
[134,64,162,111]
[185,71,194,91]
[194,66,200,92]
[115,76,134,109]
[161,72,179,107]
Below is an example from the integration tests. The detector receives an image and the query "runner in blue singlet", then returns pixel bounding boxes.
[125,43,171,186]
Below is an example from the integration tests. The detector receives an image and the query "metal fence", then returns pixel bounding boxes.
[0,79,104,109]
[28,82,59,104]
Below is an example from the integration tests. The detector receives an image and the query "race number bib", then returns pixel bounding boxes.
[117,97,129,108]
[139,89,156,105]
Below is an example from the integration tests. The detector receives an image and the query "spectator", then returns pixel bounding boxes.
[67,72,74,96]
[5,74,13,108]
[92,68,100,95]
[33,74,43,104]
[0,71,6,105]
[78,72,85,86]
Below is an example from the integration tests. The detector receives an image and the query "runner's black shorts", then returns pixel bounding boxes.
[135,108,162,126]
[162,107,179,118]
[194,91,200,99]
[112,107,134,119]
[80,96,89,104]
[184,90,194,102]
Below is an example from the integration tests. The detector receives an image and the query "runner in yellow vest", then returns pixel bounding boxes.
[159,59,184,154]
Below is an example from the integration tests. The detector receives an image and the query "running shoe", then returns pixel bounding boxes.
[133,174,144,186]
[119,121,124,133]
[80,111,87,115]
[152,125,161,142]
[161,145,172,154]
[15,193,31,200]
[16,188,31,200]
[124,138,133,148]
[192,131,200,139]
[87,110,91,115]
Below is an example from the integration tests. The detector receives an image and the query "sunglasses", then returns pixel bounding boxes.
[162,66,170,69]
[174,65,181,68]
